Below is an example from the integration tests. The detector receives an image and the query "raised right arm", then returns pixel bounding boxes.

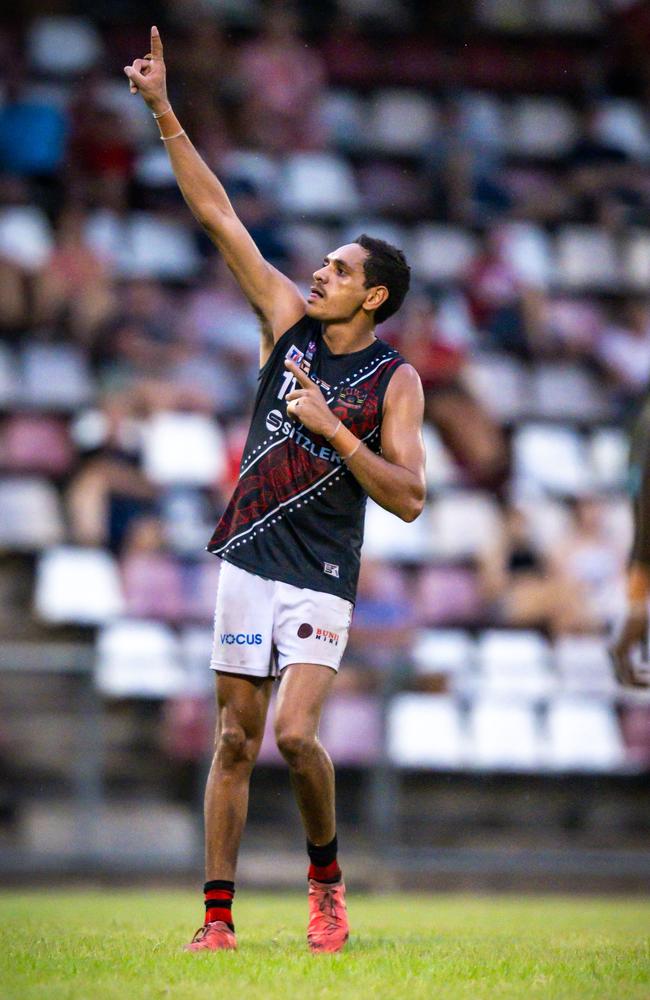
[124,27,305,363]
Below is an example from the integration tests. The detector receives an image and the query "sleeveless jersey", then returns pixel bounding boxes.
[207,315,406,603]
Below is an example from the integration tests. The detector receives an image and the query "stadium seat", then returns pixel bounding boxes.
[429,491,501,560]
[457,91,507,152]
[411,628,475,677]
[179,625,216,695]
[364,90,437,154]
[279,153,361,217]
[124,213,202,280]
[512,424,591,496]
[19,343,94,411]
[422,424,459,490]
[555,226,620,291]
[0,205,53,271]
[475,629,554,699]
[0,345,17,408]
[1,415,74,476]
[0,476,64,551]
[594,99,649,159]
[467,697,543,771]
[320,693,381,765]
[121,553,184,623]
[387,693,464,768]
[620,704,650,769]
[588,428,628,492]
[538,0,602,31]
[180,557,221,623]
[35,546,124,625]
[26,16,103,75]
[363,499,434,562]
[142,412,226,487]
[623,230,650,292]
[95,619,186,699]
[507,98,577,158]
[545,697,625,772]
[516,497,571,551]
[553,635,618,696]
[466,352,529,423]
[412,567,482,626]
[318,90,367,150]
[408,225,477,283]
[530,364,609,422]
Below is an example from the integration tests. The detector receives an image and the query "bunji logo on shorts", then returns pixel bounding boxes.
[220,633,263,645]
[316,628,340,646]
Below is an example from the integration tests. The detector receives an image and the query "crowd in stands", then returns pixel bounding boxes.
[1,0,650,774]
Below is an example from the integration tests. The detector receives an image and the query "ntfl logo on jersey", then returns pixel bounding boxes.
[286,344,304,365]
[337,387,368,409]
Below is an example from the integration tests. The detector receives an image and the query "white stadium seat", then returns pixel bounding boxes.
[96,620,186,699]
[279,154,360,216]
[545,697,625,771]
[142,412,226,488]
[554,635,618,696]
[365,90,437,154]
[35,546,124,625]
[0,477,64,551]
[411,629,475,677]
[555,226,620,290]
[529,364,609,422]
[387,694,464,768]
[363,498,434,562]
[513,424,591,496]
[507,98,577,158]
[589,428,629,491]
[466,352,529,423]
[467,697,543,770]
[408,225,477,283]
[430,492,501,560]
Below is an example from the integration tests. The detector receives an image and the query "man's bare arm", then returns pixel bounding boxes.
[285,361,426,522]
[124,27,305,361]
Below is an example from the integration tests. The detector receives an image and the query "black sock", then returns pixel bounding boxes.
[307,834,341,883]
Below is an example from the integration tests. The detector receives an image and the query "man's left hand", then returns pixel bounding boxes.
[285,360,339,439]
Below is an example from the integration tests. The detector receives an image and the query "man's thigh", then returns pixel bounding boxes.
[274,663,337,738]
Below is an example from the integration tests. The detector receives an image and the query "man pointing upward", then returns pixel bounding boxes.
[125,27,425,953]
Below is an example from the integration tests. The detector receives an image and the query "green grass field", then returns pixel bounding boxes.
[0,890,648,1000]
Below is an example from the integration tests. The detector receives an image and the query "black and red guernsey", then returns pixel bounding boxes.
[208,315,405,604]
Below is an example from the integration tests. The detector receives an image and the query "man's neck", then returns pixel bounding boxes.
[322,319,377,356]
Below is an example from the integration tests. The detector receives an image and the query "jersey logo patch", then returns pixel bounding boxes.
[286,344,304,365]
[324,562,340,578]
[337,387,368,409]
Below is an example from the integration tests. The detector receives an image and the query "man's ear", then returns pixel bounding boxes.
[363,285,388,314]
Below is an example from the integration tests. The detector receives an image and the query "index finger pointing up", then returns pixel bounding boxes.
[151,25,163,58]
[284,359,312,387]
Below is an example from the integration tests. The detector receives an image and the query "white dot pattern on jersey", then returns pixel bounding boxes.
[218,425,380,555]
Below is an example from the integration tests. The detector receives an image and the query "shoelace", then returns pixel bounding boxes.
[315,887,341,930]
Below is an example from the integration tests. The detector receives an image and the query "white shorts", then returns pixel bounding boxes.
[210,560,353,678]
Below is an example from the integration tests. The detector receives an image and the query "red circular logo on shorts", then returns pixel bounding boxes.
[297,623,313,638]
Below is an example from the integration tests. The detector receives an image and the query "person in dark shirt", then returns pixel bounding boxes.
[611,398,650,688]
[125,28,426,954]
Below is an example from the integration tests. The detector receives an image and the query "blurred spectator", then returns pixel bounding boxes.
[0,78,68,181]
[549,496,626,633]
[34,204,114,342]
[477,505,575,634]
[343,558,415,691]
[596,298,650,413]
[465,224,549,357]
[390,290,508,490]
[235,1,327,151]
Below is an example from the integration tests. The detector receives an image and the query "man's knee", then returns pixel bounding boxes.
[216,726,256,770]
[275,727,315,768]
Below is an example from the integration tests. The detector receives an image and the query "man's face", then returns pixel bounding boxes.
[305,243,386,323]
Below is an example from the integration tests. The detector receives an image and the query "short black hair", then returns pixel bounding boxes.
[354,233,410,324]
